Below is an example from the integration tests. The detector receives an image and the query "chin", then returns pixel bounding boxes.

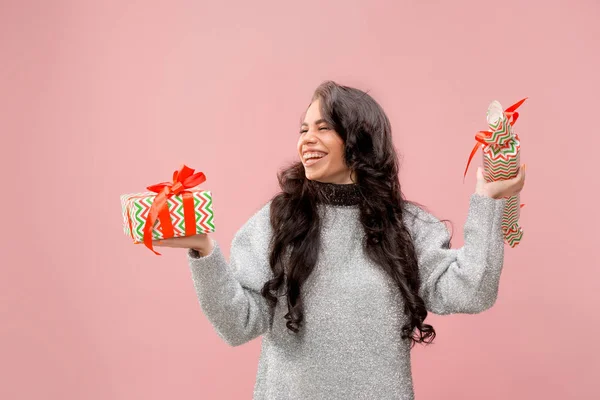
[304,172,320,181]
[303,162,338,182]
[305,173,332,183]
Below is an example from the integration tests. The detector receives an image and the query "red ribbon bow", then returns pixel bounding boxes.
[143,165,206,255]
[463,98,528,182]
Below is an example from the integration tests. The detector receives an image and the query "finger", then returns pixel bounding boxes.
[508,178,524,194]
[505,166,526,195]
[153,236,198,248]
[516,165,526,187]
[511,165,525,184]
[493,178,519,198]
[475,167,486,189]
[519,164,526,179]
[476,166,484,180]
[153,238,181,247]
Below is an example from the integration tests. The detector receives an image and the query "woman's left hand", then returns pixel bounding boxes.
[475,164,527,199]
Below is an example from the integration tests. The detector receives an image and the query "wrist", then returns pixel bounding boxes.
[191,239,214,257]
[476,189,497,199]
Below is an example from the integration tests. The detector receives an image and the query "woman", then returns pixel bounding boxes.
[155,81,526,399]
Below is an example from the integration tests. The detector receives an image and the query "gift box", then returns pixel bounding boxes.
[464,98,527,248]
[120,165,215,255]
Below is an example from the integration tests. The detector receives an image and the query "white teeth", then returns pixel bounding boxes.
[303,152,327,160]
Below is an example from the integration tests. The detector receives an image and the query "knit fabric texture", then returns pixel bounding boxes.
[187,189,507,399]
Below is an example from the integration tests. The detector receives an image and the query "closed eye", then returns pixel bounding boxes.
[299,126,330,134]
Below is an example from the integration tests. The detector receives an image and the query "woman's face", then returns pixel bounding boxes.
[297,98,354,184]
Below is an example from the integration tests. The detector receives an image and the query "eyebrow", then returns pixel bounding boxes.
[301,119,328,127]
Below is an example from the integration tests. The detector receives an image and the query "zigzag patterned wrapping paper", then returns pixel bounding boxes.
[120,189,215,242]
[484,101,523,247]
[464,98,526,248]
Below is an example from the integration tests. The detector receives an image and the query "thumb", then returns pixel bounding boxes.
[476,166,485,182]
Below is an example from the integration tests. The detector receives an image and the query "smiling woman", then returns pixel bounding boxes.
[155,80,525,400]
[297,104,355,184]
[261,81,442,341]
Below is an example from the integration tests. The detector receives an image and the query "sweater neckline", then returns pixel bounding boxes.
[310,180,361,207]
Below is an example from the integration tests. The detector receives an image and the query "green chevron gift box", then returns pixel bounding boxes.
[120,165,215,255]
[464,98,527,248]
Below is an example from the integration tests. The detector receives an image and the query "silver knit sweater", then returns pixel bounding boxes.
[186,192,507,399]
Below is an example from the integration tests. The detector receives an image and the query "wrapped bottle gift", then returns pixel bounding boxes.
[464,98,527,248]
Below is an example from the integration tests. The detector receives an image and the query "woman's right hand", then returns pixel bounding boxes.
[153,233,214,255]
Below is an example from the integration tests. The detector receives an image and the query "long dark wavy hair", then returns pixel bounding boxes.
[260,81,451,347]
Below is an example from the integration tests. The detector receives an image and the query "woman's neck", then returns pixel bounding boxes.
[310,179,361,206]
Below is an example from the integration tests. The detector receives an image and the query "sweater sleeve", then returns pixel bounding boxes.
[186,201,274,347]
[403,193,508,315]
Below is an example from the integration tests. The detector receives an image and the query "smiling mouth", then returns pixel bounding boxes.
[303,154,327,166]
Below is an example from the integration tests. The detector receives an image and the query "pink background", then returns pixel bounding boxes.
[3,0,599,399]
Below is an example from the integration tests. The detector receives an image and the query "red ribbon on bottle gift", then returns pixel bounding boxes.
[463,98,528,182]
[143,165,206,255]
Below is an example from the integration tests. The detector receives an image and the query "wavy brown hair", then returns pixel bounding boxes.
[261,81,449,347]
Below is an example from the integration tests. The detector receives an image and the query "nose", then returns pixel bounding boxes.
[301,129,318,145]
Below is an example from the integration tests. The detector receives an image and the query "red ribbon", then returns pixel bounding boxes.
[143,165,206,255]
[463,98,528,182]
